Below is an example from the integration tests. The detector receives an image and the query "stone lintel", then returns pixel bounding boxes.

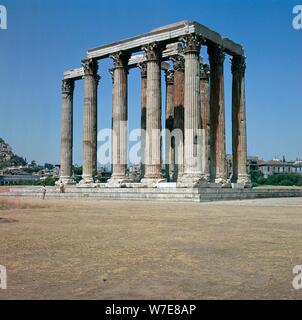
[222,38,244,56]
[128,55,171,70]
[128,46,180,67]
[193,23,244,56]
[64,23,243,80]
[63,48,176,81]
[87,21,194,59]
[63,60,170,83]
[63,67,84,80]
[87,21,243,60]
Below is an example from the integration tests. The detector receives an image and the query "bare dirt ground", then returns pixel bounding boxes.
[0,196,302,300]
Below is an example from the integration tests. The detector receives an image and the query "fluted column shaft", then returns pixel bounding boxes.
[140,63,147,178]
[208,45,227,184]
[165,70,174,181]
[184,51,201,173]
[179,34,206,187]
[172,56,185,181]
[81,59,99,184]
[141,43,162,184]
[60,79,74,184]
[110,51,130,181]
[200,63,210,181]
[232,55,251,186]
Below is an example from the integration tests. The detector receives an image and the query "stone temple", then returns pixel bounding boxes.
[59,21,251,189]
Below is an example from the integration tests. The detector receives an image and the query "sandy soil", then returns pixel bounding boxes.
[0,197,302,300]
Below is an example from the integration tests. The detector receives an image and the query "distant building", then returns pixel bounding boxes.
[258,159,302,178]
[0,174,39,185]
[52,165,60,178]
[0,162,62,185]
[226,155,259,179]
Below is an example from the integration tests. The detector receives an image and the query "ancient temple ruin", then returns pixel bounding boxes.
[60,21,251,188]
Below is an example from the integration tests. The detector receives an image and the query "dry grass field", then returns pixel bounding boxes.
[0,196,302,300]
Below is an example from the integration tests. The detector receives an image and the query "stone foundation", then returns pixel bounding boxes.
[2,186,302,203]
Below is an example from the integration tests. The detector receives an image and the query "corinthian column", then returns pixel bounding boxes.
[165,69,174,181]
[141,42,162,186]
[208,45,227,185]
[231,55,251,187]
[139,62,147,178]
[200,62,210,182]
[80,58,99,184]
[178,34,207,187]
[172,55,185,182]
[108,51,130,186]
[60,79,75,184]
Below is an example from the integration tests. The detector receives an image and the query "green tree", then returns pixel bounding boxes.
[251,172,302,187]
[73,165,83,175]
[36,177,56,186]
[44,163,54,170]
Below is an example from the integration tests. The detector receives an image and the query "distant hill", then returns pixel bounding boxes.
[0,138,27,170]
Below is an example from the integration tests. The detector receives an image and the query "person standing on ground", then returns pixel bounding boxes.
[41,185,46,200]
[59,180,65,193]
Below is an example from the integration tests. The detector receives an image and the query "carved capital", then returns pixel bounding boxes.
[110,51,131,69]
[231,55,246,76]
[180,34,204,54]
[81,58,98,77]
[208,45,225,66]
[200,63,210,81]
[62,79,74,94]
[165,69,174,85]
[142,42,162,62]
[172,55,185,72]
[138,62,147,78]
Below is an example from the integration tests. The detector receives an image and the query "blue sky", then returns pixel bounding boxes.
[0,0,301,165]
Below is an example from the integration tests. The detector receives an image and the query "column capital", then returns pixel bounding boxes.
[110,51,131,69]
[62,79,74,94]
[208,45,225,66]
[231,55,246,76]
[200,63,210,81]
[138,62,147,78]
[172,55,185,72]
[165,69,174,85]
[180,34,204,54]
[142,42,162,62]
[81,58,99,77]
